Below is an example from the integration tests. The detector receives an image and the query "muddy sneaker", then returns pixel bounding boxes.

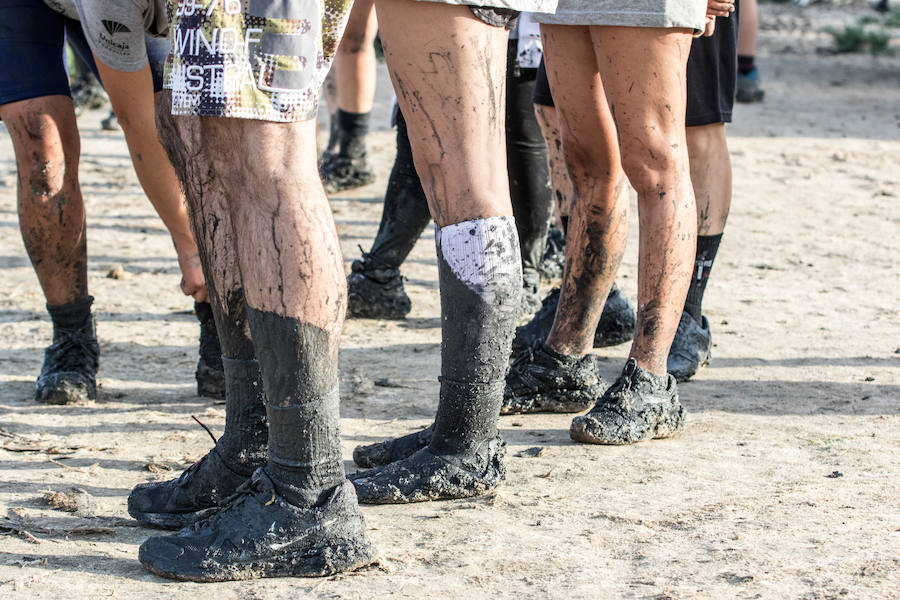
[736,68,765,103]
[100,110,119,131]
[570,358,684,445]
[350,437,505,504]
[128,448,252,529]
[352,424,433,468]
[538,227,566,281]
[34,320,99,405]
[321,155,376,194]
[195,302,225,399]
[502,342,603,415]
[347,254,411,320]
[139,471,375,582]
[667,312,711,383]
[520,267,542,319]
[511,284,635,355]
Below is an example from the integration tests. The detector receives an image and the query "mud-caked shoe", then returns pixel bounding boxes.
[195,302,225,399]
[35,320,99,405]
[321,155,376,194]
[570,359,684,445]
[667,312,712,383]
[347,255,411,320]
[128,448,253,530]
[511,284,636,355]
[595,284,636,347]
[350,437,505,504]
[352,424,433,468]
[502,342,603,415]
[139,471,376,582]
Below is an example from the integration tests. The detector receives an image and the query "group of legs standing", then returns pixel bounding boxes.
[3,0,743,583]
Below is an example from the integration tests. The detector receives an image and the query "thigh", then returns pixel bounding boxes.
[0,0,69,107]
[539,24,619,174]
[374,0,510,226]
[590,26,694,156]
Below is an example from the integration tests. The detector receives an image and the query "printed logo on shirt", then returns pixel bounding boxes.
[101,20,132,36]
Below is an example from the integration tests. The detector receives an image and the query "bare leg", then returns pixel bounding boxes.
[2,96,86,306]
[321,0,379,192]
[687,123,731,237]
[540,26,628,357]
[350,0,520,503]
[2,95,99,404]
[335,0,378,115]
[534,103,574,227]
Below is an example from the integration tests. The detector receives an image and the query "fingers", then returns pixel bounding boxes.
[707,0,734,17]
[703,16,717,37]
[180,277,209,302]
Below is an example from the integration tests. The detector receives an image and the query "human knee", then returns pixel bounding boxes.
[7,110,74,199]
[620,137,686,199]
[686,123,726,165]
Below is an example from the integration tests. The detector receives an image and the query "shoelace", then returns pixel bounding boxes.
[188,473,269,532]
[44,327,99,375]
[174,417,218,488]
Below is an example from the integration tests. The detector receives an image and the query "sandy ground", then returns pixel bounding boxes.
[1,4,899,599]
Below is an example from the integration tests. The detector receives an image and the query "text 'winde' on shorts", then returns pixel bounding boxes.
[165,0,352,122]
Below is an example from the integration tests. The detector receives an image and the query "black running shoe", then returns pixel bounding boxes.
[350,437,505,504]
[538,227,566,281]
[347,254,411,320]
[195,302,225,399]
[321,155,376,194]
[570,358,684,445]
[511,284,636,355]
[34,319,99,405]
[128,447,254,530]
[502,341,603,415]
[139,471,375,582]
[352,424,433,468]
[667,312,711,383]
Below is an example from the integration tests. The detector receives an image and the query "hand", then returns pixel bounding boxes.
[703,15,717,37]
[707,0,734,18]
[176,249,209,302]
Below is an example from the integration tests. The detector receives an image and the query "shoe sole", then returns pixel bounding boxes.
[35,385,96,405]
[570,401,686,445]
[141,539,377,582]
[501,386,600,415]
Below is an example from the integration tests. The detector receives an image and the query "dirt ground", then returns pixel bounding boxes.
[1,3,899,599]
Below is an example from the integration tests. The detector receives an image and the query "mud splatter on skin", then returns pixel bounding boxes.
[155,91,254,359]
[6,106,88,304]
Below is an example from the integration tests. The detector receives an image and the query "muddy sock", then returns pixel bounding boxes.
[560,215,569,237]
[325,114,340,156]
[367,110,431,269]
[216,357,268,474]
[246,307,344,508]
[738,55,755,75]
[47,296,93,340]
[684,234,722,322]
[431,217,522,455]
[337,109,370,159]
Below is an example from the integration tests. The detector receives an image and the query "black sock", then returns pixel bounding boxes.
[684,234,722,322]
[47,296,93,340]
[246,307,344,507]
[738,55,755,76]
[336,109,370,158]
[431,217,521,455]
[366,109,431,269]
[216,357,268,474]
[560,215,569,236]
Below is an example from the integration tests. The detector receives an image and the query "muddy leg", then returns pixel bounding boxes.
[350,0,519,502]
[2,96,99,404]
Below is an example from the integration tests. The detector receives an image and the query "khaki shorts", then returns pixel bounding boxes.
[164,0,352,122]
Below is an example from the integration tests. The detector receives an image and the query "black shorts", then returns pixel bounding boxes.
[686,7,739,126]
[531,8,739,126]
[0,0,166,109]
